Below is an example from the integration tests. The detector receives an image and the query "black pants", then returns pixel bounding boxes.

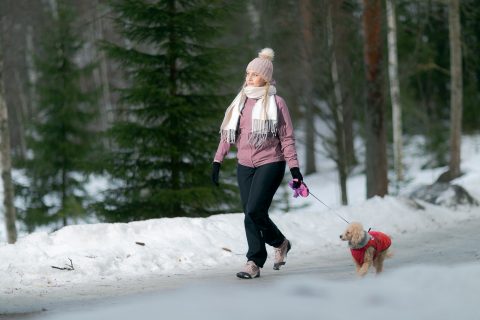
[237,161,286,268]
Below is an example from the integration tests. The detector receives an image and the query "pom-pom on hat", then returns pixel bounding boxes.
[246,48,274,83]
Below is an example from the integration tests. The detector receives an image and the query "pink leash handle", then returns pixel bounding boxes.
[288,179,310,198]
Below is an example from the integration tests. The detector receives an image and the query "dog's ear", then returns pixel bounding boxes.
[350,224,364,245]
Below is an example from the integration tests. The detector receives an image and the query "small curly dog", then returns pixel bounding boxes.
[340,222,392,277]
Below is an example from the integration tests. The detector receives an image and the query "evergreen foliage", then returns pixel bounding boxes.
[461,0,480,133]
[396,1,451,167]
[16,1,100,231]
[99,0,239,222]
[395,0,480,167]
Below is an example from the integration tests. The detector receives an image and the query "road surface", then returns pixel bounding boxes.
[2,217,480,319]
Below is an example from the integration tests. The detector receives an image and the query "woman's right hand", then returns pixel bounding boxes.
[212,162,221,186]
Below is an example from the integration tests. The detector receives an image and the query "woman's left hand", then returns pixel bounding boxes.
[290,167,303,188]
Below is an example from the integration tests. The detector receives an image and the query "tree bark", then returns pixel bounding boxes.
[343,81,356,171]
[93,0,113,130]
[13,70,27,158]
[327,2,348,205]
[386,0,404,183]
[0,41,17,244]
[447,0,462,180]
[25,25,37,119]
[332,0,358,171]
[299,0,316,175]
[362,0,388,198]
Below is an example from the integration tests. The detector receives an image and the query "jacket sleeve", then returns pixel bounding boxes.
[214,139,231,163]
[276,96,300,169]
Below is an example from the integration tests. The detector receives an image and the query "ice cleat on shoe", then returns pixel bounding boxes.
[273,239,291,270]
[236,261,260,279]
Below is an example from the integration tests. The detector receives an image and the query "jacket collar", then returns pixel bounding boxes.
[349,231,371,249]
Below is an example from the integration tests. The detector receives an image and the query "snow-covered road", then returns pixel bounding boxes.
[7,216,479,320]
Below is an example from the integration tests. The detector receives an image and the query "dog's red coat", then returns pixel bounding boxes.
[350,231,391,265]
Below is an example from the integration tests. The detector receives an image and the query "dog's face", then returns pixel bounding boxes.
[340,222,365,246]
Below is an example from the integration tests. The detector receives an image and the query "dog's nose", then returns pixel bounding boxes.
[339,235,342,239]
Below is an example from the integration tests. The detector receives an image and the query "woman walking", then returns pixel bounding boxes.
[212,48,304,279]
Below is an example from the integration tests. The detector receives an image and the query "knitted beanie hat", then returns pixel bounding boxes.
[246,48,274,83]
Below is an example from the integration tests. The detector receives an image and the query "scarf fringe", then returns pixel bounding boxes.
[249,119,278,147]
[220,129,237,144]
[220,86,278,147]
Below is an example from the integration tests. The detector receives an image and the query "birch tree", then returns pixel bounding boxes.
[386,0,403,183]
[0,36,17,243]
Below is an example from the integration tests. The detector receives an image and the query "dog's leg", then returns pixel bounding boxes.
[375,251,387,274]
[357,247,374,277]
[358,261,371,277]
[352,258,361,274]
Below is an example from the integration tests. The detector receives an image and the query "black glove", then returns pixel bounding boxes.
[212,162,221,186]
[290,167,303,188]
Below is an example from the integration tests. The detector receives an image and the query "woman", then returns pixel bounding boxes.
[212,48,303,279]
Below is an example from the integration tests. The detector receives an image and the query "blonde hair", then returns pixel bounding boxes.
[262,81,270,119]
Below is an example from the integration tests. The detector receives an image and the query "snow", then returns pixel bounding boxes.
[1,135,480,319]
[42,264,480,320]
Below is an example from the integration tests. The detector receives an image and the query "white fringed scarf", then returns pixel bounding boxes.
[220,85,278,147]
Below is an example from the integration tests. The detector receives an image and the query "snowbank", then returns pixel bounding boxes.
[0,194,478,297]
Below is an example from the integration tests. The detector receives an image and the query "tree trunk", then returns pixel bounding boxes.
[447,0,462,180]
[13,70,27,159]
[333,0,357,171]
[93,0,113,129]
[47,0,59,20]
[25,25,37,119]
[0,43,17,244]
[386,0,404,183]
[299,0,316,175]
[61,168,67,227]
[362,0,388,198]
[343,85,356,171]
[327,2,348,205]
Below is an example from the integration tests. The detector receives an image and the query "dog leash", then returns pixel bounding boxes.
[308,190,350,224]
[310,190,375,231]
[289,179,350,224]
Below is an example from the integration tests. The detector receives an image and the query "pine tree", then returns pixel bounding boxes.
[17,0,100,230]
[99,0,239,222]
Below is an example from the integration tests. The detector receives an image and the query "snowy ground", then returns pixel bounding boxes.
[44,264,480,320]
[0,135,479,319]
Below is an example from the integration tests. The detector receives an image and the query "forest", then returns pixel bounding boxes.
[0,0,478,243]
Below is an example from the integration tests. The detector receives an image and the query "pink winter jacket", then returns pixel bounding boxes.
[214,95,299,169]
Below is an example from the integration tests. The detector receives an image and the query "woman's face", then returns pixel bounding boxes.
[245,70,266,87]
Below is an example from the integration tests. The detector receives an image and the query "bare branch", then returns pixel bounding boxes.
[51,258,75,271]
